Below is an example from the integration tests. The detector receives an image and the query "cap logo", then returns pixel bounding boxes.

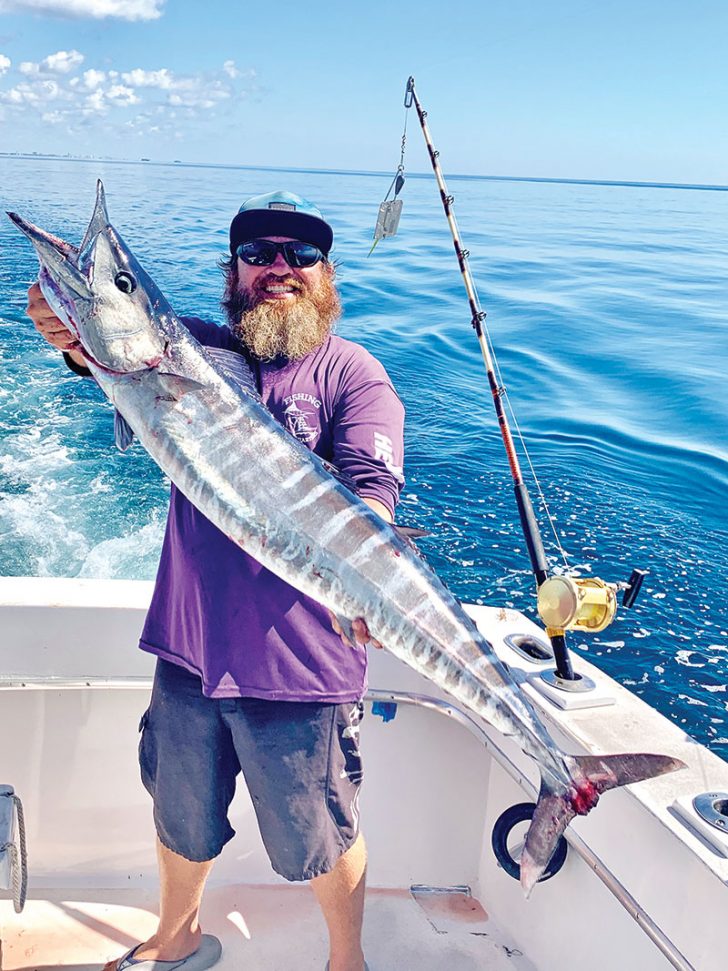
[268,202,296,211]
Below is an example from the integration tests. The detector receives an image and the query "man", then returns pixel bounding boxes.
[27,190,405,971]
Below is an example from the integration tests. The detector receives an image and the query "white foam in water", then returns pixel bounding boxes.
[0,487,90,576]
[78,514,166,580]
[0,427,73,479]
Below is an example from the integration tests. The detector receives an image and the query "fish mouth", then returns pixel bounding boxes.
[7,211,77,260]
[7,210,88,301]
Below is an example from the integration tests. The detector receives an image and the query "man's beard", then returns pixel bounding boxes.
[223,267,341,362]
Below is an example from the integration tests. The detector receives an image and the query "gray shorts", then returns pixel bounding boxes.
[138,658,364,881]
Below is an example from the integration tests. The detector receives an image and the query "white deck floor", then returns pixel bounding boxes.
[0,885,537,971]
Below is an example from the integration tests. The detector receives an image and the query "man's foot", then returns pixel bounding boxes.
[103,932,221,970]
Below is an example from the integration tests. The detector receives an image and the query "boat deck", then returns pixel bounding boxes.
[1,884,536,971]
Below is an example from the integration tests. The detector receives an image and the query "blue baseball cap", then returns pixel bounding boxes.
[229,190,334,256]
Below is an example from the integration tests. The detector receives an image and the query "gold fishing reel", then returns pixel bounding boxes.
[536,575,619,634]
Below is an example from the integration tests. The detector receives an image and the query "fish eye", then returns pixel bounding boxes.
[114,271,137,294]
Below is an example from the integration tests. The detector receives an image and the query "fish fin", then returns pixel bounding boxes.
[520,751,686,896]
[114,410,135,451]
[394,525,430,540]
[79,180,110,256]
[204,346,262,401]
[519,779,576,898]
[155,372,208,400]
[392,524,430,562]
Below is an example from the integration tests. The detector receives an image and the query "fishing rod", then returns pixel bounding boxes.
[385,77,646,689]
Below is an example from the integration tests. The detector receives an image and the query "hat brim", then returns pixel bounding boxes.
[229,210,333,256]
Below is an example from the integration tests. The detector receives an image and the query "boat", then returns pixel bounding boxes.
[2,575,727,970]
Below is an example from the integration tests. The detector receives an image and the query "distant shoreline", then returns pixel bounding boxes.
[1,152,726,193]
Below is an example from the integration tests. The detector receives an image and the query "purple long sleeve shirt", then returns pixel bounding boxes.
[138,317,405,702]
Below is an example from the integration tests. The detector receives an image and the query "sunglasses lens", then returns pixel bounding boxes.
[286,242,323,268]
[237,240,324,268]
[238,241,278,266]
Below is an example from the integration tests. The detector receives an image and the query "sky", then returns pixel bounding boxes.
[0,0,726,184]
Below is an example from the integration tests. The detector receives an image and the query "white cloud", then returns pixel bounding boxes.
[0,86,22,103]
[168,86,229,109]
[43,49,83,73]
[106,82,137,105]
[121,67,173,89]
[83,88,106,113]
[0,1,165,20]
[0,76,63,104]
[119,66,232,109]
[0,52,259,148]
[82,67,105,89]
[37,77,61,97]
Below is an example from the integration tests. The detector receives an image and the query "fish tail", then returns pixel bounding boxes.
[519,751,685,896]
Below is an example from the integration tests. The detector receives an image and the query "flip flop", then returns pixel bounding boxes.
[116,934,222,971]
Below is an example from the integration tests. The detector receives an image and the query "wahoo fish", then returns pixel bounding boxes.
[7,183,685,895]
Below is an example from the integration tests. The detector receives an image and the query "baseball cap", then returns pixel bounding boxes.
[229,190,334,256]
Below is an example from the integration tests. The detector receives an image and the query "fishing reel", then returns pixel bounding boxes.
[536,569,646,634]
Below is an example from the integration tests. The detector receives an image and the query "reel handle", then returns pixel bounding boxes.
[622,568,647,609]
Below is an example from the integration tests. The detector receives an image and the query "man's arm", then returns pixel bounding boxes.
[361,496,393,524]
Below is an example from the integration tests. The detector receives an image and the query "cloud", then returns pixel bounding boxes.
[43,48,83,72]
[121,66,173,89]
[83,87,105,113]
[106,82,137,105]
[119,65,233,109]
[18,49,83,75]
[0,0,165,20]
[0,50,259,146]
[0,52,9,75]
[82,67,105,89]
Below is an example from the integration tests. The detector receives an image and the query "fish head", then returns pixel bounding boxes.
[76,223,170,372]
[8,180,169,374]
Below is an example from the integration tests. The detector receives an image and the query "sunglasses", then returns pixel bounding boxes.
[236,238,326,269]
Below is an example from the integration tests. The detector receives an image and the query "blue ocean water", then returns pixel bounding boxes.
[1,156,726,758]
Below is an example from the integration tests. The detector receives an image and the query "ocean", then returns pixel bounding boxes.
[1,156,726,759]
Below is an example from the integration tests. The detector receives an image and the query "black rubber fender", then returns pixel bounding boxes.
[491,802,568,882]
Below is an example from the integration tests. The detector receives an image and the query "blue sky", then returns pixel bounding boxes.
[0,0,725,184]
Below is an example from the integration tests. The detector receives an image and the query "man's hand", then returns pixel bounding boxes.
[26,282,86,367]
[329,613,383,650]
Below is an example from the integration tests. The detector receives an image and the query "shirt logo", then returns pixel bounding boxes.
[283,392,321,443]
[374,431,404,482]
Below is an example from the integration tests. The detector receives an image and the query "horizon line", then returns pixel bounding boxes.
[1,151,726,193]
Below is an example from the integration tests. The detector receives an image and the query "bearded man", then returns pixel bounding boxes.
[26,190,405,971]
